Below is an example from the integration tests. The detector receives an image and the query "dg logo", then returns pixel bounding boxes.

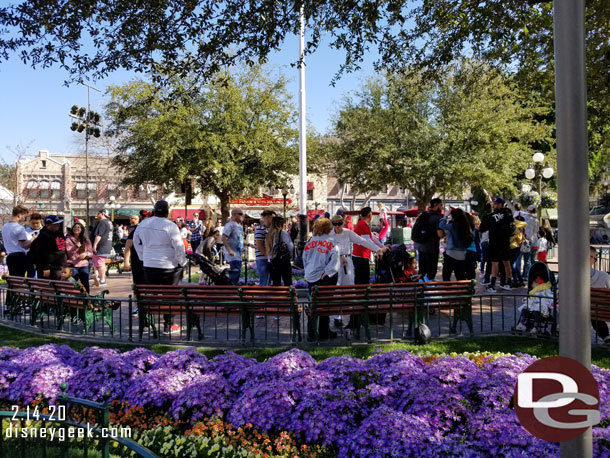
[514,356,600,442]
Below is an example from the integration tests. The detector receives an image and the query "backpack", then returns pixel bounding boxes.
[411,211,432,244]
[271,233,291,266]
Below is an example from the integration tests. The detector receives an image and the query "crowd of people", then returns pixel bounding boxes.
[412,197,557,293]
[2,197,608,343]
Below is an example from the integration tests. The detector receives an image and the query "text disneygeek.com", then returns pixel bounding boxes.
[5,405,132,441]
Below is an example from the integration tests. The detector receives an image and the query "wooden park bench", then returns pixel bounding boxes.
[132,284,298,343]
[4,276,35,321]
[6,277,116,333]
[591,288,610,343]
[310,280,475,342]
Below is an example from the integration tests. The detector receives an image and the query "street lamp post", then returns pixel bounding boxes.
[69,83,101,228]
[282,185,295,220]
[524,152,554,223]
[107,195,121,222]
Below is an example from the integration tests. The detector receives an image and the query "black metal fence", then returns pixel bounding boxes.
[2,284,606,346]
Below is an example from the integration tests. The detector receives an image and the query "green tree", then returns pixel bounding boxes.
[106,66,297,221]
[329,64,551,211]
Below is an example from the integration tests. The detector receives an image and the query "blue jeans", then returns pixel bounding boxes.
[228,260,242,284]
[522,248,536,282]
[256,259,271,286]
[510,248,523,285]
[73,265,90,293]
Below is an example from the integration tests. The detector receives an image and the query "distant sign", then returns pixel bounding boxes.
[230,197,292,207]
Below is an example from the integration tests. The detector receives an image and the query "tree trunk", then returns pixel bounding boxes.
[350,192,357,211]
[339,183,346,209]
[361,191,376,209]
[218,191,231,223]
[414,190,435,214]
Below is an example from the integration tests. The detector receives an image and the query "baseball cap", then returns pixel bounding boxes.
[153,200,170,212]
[527,205,536,212]
[261,209,276,216]
[493,197,505,205]
[97,209,109,217]
[231,208,244,215]
[44,215,63,225]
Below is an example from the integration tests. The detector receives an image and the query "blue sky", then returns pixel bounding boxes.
[0,32,378,164]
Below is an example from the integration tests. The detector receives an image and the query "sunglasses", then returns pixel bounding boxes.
[236,212,244,216]
[332,222,343,226]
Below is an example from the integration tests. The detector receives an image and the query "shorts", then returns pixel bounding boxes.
[489,245,510,262]
[92,254,108,269]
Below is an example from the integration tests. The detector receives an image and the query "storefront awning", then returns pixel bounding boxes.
[113,208,149,217]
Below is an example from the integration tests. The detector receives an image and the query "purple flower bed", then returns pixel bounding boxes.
[0,345,609,457]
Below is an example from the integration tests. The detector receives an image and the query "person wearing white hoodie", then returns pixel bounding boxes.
[303,217,340,340]
[520,205,540,281]
[590,246,610,346]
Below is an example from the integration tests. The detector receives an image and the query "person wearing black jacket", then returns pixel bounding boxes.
[30,215,68,280]
[479,197,514,292]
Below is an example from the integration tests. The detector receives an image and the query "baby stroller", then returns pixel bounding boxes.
[514,261,558,336]
[377,244,418,283]
[193,253,232,285]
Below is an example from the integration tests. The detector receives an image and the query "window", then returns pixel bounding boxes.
[41,160,46,168]
[75,182,86,199]
[119,187,128,200]
[51,181,61,199]
[307,189,314,200]
[26,180,38,198]
[138,185,147,200]
[39,181,50,199]
[87,182,97,198]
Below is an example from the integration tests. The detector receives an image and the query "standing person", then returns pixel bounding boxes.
[303,217,340,340]
[438,208,472,281]
[351,206,386,329]
[123,211,147,283]
[377,203,390,244]
[214,219,224,264]
[188,212,204,254]
[479,197,514,293]
[90,209,113,286]
[266,216,294,286]
[412,198,443,281]
[345,215,354,231]
[2,205,34,276]
[254,210,276,286]
[513,202,522,217]
[222,208,245,285]
[25,213,43,278]
[590,246,610,346]
[509,215,528,287]
[30,215,67,280]
[65,222,93,292]
[331,215,388,286]
[178,221,191,253]
[521,205,540,281]
[536,228,548,262]
[133,201,186,334]
[464,214,480,281]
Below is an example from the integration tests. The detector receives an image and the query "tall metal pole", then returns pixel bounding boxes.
[80,82,100,228]
[554,1,592,457]
[295,4,308,267]
[536,172,542,224]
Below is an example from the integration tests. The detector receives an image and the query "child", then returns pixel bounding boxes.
[536,228,548,262]
[398,255,420,282]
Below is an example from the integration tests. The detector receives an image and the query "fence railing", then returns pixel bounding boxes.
[3,284,606,345]
[0,383,157,457]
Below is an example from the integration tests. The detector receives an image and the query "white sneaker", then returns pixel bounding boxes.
[481,281,490,286]
[485,287,496,293]
[603,336,610,346]
[529,327,538,334]
[515,323,527,331]
[498,284,512,291]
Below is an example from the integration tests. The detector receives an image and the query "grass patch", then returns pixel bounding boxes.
[0,324,608,368]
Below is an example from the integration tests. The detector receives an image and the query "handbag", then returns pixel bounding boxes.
[271,233,291,267]
[520,239,531,253]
